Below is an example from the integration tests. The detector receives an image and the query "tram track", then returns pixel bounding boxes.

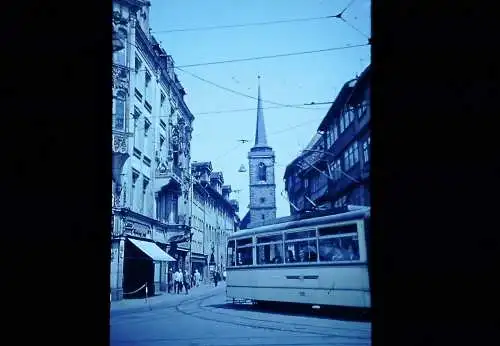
[174,292,371,341]
[111,290,370,343]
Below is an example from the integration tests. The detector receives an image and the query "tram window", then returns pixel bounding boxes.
[236,238,252,247]
[285,240,317,263]
[257,242,284,265]
[318,235,360,262]
[285,229,316,241]
[318,224,357,237]
[227,240,235,267]
[236,247,253,266]
[256,234,283,244]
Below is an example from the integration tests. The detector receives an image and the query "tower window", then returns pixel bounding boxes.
[260,197,265,204]
[261,215,265,220]
[258,162,266,182]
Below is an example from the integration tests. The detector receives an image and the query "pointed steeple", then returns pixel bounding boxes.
[254,75,268,148]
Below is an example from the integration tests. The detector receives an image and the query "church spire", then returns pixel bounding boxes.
[254,75,268,148]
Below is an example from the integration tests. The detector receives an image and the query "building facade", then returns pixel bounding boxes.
[240,78,277,229]
[284,65,371,214]
[111,0,194,300]
[191,162,239,281]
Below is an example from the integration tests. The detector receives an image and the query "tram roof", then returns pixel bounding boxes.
[229,207,370,239]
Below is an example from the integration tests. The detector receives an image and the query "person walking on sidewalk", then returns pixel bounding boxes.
[174,268,183,294]
[167,268,173,294]
[194,269,201,287]
[214,271,219,287]
[184,270,190,295]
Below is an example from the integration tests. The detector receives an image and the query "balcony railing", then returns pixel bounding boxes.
[154,163,183,192]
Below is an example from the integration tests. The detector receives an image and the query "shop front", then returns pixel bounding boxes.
[191,253,207,283]
[123,237,176,297]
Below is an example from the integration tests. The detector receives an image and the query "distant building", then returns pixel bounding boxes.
[284,65,371,214]
[111,0,194,301]
[191,162,239,281]
[240,77,277,229]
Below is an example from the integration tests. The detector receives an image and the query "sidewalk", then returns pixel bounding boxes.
[110,281,225,314]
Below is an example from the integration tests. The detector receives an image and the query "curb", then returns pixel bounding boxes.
[110,284,224,315]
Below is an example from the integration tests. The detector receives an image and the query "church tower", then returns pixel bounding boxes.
[247,76,276,228]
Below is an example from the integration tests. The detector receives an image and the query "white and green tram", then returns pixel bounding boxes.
[226,207,371,309]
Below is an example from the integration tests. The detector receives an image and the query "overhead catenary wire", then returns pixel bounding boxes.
[175,67,327,110]
[174,43,369,68]
[151,15,336,34]
[195,104,330,116]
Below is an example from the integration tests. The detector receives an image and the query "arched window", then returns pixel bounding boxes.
[258,162,266,182]
[114,29,127,65]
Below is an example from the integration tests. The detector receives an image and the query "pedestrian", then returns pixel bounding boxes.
[184,270,190,295]
[175,268,183,294]
[194,269,201,287]
[214,271,219,287]
[167,268,173,294]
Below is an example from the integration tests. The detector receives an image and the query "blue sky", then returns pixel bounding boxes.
[150,0,371,217]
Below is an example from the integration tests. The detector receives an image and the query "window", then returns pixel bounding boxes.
[344,151,349,170]
[363,139,370,163]
[144,119,151,137]
[348,146,354,168]
[259,197,265,204]
[348,107,354,122]
[160,92,166,109]
[331,159,341,180]
[142,177,149,213]
[284,230,317,263]
[258,162,266,182]
[114,29,127,65]
[353,141,359,163]
[340,115,345,132]
[132,171,139,209]
[236,238,253,266]
[333,124,338,142]
[318,223,360,262]
[344,112,350,129]
[359,100,369,118]
[135,57,142,73]
[113,98,125,130]
[227,240,235,267]
[144,71,151,103]
[256,234,283,265]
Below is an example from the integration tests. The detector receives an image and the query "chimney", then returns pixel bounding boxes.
[222,185,232,200]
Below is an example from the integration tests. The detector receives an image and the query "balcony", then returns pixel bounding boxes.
[112,64,129,91]
[154,163,183,193]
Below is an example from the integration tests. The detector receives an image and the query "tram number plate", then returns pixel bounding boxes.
[299,291,305,296]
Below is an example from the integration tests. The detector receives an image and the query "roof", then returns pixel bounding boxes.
[239,211,251,229]
[317,78,358,132]
[191,161,213,173]
[210,171,224,184]
[229,207,370,238]
[253,77,270,149]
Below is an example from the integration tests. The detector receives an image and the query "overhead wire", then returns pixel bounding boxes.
[174,43,369,68]
[175,67,328,110]
[195,104,330,116]
[151,15,335,34]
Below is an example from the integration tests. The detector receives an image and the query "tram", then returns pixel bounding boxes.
[226,206,371,309]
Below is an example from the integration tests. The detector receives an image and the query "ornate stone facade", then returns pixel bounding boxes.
[111,0,194,301]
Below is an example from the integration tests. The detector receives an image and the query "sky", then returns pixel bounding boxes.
[149,0,371,218]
